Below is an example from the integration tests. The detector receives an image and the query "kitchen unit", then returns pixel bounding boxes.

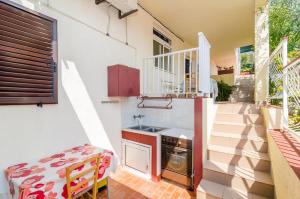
[121,125,194,188]
[122,139,151,177]
[121,126,163,182]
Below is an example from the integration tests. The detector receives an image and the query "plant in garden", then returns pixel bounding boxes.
[216,81,234,102]
[269,0,300,130]
[269,0,300,58]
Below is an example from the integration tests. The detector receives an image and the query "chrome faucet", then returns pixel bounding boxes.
[133,114,145,129]
[133,114,145,120]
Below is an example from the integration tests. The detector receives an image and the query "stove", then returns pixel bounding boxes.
[161,135,193,190]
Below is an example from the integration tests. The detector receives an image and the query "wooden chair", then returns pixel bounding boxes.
[66,155,100,199]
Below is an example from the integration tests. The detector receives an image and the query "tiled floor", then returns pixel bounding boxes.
[98,167,195,199]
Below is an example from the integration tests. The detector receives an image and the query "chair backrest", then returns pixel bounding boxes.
[66,154,100,199]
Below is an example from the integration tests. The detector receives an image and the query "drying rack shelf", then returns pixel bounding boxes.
[137,96,173,109]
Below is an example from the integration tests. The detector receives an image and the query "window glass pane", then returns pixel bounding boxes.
[164,47,171,72]
[153,40,161,55]
[153,38,172,72]
[154,40,162,68]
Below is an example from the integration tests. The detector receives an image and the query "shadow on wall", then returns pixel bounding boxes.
[61,60,116,155]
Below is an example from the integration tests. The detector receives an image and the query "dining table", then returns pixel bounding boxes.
[4,144,115,199]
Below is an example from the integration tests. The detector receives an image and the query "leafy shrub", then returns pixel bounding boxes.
[216,81,234,102]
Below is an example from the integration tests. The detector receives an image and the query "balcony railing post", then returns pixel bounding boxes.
[198,32,211,96]
[282,37,289,129]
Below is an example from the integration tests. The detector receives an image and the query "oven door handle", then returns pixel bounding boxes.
[162,144,189,153]
[163,144,188,153]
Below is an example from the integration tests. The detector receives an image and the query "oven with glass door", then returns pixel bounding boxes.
[161,135,193,190]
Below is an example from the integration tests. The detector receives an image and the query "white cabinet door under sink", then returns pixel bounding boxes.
[122,140,151,177]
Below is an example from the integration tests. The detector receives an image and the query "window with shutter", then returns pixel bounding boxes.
[0,0,58,105]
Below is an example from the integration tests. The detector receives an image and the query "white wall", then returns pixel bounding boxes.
[0,0,192,195]
[210,60,218,76]
[121,97,194,130]
[202,98,217,161]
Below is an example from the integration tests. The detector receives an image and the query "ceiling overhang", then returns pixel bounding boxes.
[138,0,256,64]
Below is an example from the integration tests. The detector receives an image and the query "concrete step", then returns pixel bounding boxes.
[230,98,255,103]
[210,132,268,153]
[236,80,255,84]
[236,88,254,92]
[230,91,254,99]
[230,93,254,99]
[232,90,254,94]
[229,94,254,103]
[203,160,274,198]
[197,179,270,199]
[207,145,271,172]
[217,103,261,114]
[215,113,263,125]
[213,122,266,137]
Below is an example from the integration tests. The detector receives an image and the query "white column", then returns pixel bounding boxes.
[235,48,241,84]
[198,32,211,96]
[255,0,269,103]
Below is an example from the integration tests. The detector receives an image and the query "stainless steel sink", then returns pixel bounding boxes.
[144,127,165,133]
[129,125,151,131]
[128,125,165,133]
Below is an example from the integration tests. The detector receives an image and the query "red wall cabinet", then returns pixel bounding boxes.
[108,64,140,97]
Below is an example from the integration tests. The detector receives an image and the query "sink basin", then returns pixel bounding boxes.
[129,125,151,131]
[144,127,165,133]
[128,125,165,133]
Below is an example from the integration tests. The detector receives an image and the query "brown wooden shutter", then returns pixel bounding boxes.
[0,0,57,105]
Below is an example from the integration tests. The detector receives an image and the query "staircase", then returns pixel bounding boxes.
[230,76,255,103]
[197,103,274,199]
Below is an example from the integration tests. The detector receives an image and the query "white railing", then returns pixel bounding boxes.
[142,32,211,97]
[267,38,288,100]
[143,48,198,96]
[267,37,300,134]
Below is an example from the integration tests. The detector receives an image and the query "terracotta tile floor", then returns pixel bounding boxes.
[98,167,195,199]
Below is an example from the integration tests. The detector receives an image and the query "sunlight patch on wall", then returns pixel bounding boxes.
[20,0,35,10]
[61,60,114,153]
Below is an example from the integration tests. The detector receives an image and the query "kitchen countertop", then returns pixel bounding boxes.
[122,127,194,140]
[159,128,194,140]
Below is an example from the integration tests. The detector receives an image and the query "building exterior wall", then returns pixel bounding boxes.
[0,0,192,194]
[121,97,194,130]
[261,106,283,130]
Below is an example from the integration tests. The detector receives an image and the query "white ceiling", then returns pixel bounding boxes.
[138,0,255,64]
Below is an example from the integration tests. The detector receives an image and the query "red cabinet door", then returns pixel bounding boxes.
[118,66,130,96]
[108,65,140,97]
[128,68,140,96]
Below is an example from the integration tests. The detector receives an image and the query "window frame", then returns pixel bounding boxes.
[153,30,172,73]
[0,0,58,105]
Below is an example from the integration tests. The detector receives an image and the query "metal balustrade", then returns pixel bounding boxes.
[267,38,288,100]
[285,57,300,133]
[267,37,300,134]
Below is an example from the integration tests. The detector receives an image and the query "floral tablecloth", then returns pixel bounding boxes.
[5,144,114,199]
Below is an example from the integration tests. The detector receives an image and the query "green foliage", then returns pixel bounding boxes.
[269,0,300,58]
[269,0,300,129]
[240,53,255,73]
[216,81,234,102]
